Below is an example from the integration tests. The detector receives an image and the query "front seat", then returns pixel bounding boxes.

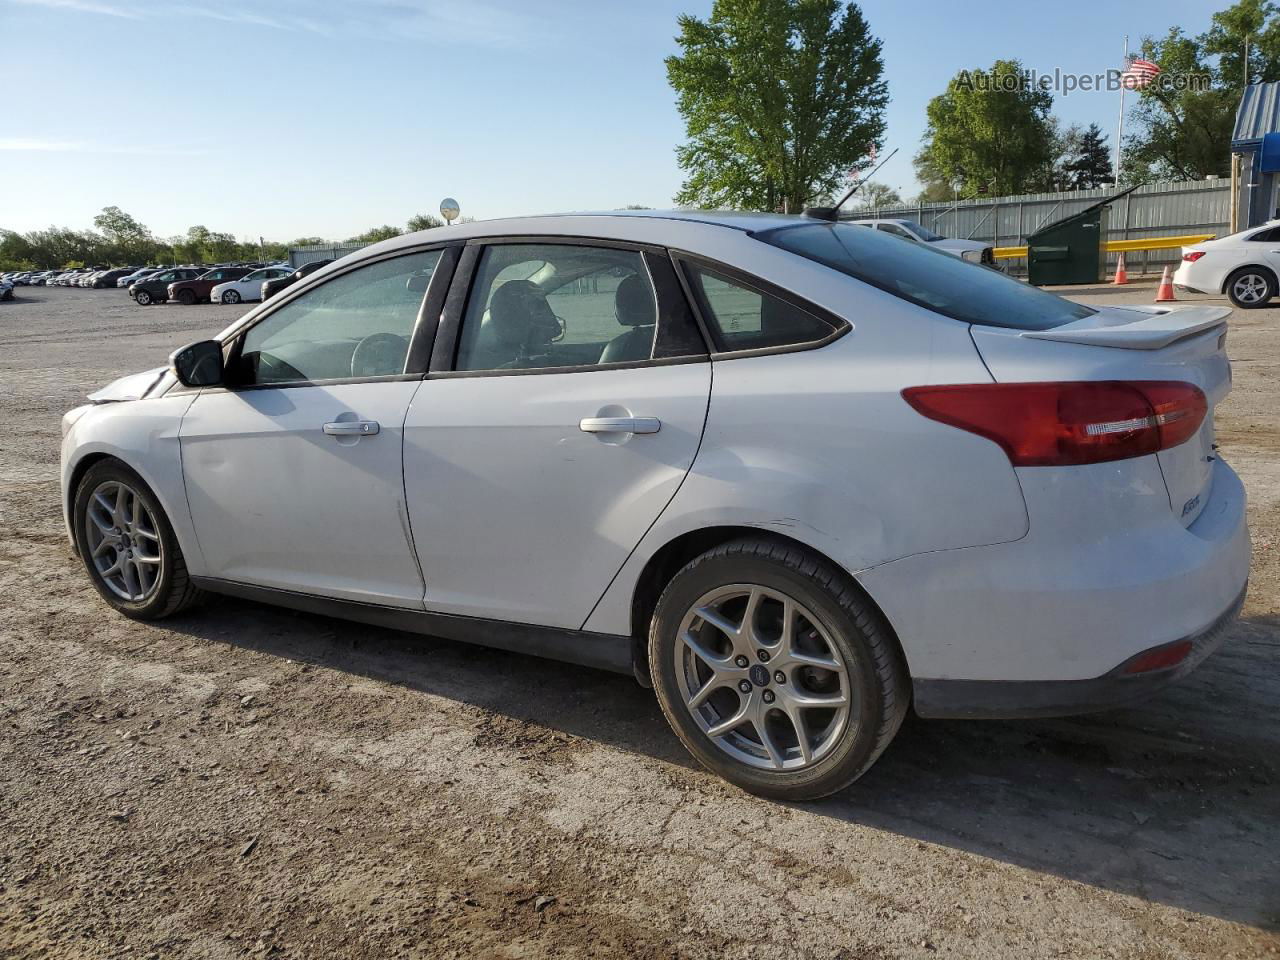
[599,274,656,364]
[465,279,561,369]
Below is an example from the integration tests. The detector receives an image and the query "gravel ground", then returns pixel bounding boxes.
[1,284,1277,959]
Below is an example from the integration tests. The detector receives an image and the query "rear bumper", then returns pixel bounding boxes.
[912,585,1246,718]
[858,456,1250,713]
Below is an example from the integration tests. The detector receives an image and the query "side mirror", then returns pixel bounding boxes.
[171,339,224,388]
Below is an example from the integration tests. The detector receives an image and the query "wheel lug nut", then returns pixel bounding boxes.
[757,649,771,663]
[762,690,776,704]
[737,680,752,694]
[734,655,749,668]
[774,670,786,685]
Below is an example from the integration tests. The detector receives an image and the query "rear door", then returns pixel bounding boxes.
[402,240,711,629]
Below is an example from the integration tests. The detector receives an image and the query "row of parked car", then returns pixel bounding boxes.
[125,261,331,306]
[2,259,338,307]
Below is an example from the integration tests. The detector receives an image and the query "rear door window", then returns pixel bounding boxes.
[757,222,1095,331]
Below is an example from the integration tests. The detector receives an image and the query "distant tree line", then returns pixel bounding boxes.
[0,207,457,271]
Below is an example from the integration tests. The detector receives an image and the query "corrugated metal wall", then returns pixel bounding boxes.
[857,178,1230,276]
[288,242,368,268]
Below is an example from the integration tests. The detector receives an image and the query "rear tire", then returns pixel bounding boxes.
[1226,267,1275,309]
[73,459,203,620]
[649,537,909,800]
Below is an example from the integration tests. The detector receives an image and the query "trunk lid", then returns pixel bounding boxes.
[970,305,1231,526]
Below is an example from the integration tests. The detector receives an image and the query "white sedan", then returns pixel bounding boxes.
[1174,221,1280,308]
[849,218,994,264]
[60,211,1248,799]
[209,266,292,305]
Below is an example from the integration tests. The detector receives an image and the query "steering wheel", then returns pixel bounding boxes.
[351,333,409,378]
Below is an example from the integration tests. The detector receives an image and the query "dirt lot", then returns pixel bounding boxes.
[1,283,1277,959]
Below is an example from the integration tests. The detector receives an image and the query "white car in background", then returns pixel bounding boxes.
[1174,221,1280,308]
[209,266,291,305]
[60,211,1248,800]
[848,218,995,265]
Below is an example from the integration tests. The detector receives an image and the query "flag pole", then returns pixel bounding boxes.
[1115,35,1128,185]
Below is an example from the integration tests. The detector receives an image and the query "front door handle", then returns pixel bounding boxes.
[323,420,380,437]
[579,416,661,435]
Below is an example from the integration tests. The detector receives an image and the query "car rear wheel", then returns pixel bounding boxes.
[649,537,909,800]
[177,288,196,305]
[135,289,152,306]
[221,290,241,304]
[73,459,203,620]
[1226,267,1275,308]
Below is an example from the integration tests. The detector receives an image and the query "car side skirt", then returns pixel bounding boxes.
[912,586,1245,719]
[190,577,633,675]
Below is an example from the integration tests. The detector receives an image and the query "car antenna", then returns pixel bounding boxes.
[802,147,898,222]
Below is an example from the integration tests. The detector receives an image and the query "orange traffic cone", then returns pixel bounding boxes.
[1112,253,1128,285]
[1155,265,1176,302]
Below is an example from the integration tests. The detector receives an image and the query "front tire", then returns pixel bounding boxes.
[135,289,152,306]
[221,290,241,305]
[649,538,909,800]
[73,459,203,620]
[177,288,196,305]
[1226,267,1275,308]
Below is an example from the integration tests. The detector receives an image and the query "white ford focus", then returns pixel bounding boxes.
[61,212,1249,799]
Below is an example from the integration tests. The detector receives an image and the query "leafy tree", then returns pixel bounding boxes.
[92,206,154,262]
[1059,123,1114,190]
[348,225,403,244]
[288,236,327,248]
[1126,0,1280,180]
[915,59,1057,197]
[666,0,887,212]
[406,213,444,231]
[850,181,902,210]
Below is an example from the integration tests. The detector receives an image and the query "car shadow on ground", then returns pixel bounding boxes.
[164,597,1280,931]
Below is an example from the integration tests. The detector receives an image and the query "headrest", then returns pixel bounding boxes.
[489,279,560,348]
[614,273,657,327]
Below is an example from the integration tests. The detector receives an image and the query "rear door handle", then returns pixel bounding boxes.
[579,416,661,435]
[323,420,380,436]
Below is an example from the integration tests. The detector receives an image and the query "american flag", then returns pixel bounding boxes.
[1121,57,1161,90]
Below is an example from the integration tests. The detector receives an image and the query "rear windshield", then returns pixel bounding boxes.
[756,222,1094,331]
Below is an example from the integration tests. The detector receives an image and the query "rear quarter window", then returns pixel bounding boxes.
[757,222,1094,331]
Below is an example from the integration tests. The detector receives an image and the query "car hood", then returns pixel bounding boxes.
[88,365,167,403]
[931,237,989,253]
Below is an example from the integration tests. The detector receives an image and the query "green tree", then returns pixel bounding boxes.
[406,213,444,231]
[348,225,402,244]
[1059,123,1114,190]
[1124,0,1280,181]
[915,59,1056,197]
[666,0,887,212]
[92,206,155,263]
[850,181,901,210]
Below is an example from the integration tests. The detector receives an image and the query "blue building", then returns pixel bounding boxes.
[1232,81,1280,231]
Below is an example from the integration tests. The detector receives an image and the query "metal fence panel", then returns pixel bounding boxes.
[857,179,1229,276]
[288,242,368,268]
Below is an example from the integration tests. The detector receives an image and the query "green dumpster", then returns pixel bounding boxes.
[1025,186,1137,286]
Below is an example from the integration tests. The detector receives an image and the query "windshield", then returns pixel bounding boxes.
[900,221,946,242]
[757,222,1094,331]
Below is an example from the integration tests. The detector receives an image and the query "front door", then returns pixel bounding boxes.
[403,241,711,629]
[180,248,445,608]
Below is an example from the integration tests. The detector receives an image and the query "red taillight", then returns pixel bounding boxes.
[902,381,1207,467]
[1121,639,1192,674]
[1182,251,1206,262]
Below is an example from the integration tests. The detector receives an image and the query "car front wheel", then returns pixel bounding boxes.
[177,289,196,305]
[135,289,152,305]
[221,290,241,304]
[73,459,203,620]
[1226,267,1275,308]
[649,537,909,800]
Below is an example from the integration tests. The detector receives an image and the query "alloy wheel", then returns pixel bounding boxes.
[222,290,241,304]
[675,583,852,771]
[83,480,163,602]
[1233,273,1267,304]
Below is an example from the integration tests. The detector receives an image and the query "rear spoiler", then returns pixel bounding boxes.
[1018,306,1230,350]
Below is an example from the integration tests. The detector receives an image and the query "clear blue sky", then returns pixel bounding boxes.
[0,0,1223,242]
